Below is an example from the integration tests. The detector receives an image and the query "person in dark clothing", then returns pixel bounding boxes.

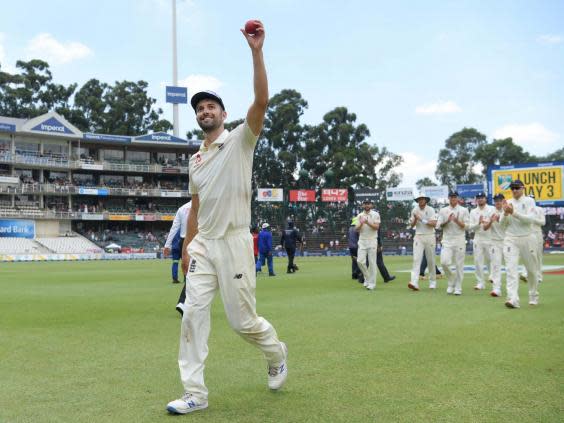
[348,217,362,281]
[377,227,396,283]
[280,220,302,273]
[419,251,442,279]
[256,223,275,276]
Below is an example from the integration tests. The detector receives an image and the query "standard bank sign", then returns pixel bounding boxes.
[0,219,35,238]
[31,117,74,135]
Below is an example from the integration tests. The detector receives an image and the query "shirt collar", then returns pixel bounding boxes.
[200,129,229,152]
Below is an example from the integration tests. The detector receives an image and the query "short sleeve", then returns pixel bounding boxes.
[188,168,198,195]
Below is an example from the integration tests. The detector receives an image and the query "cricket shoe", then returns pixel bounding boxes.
[504,300,520,309]
[429,280,437,289]
[529,294,539,306]
[166,393,208,414]
[454,289,462,296]
[490,290,501,297]
[268,342,288,390]
[474,284,485,290]
[408,282,420,291]
[446,286,454,295]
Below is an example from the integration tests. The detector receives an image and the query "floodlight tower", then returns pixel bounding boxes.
[172,0,179,137]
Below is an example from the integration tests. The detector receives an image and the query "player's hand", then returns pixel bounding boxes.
[181,254,190,276]
[504,204,513,215]
[479,215,484,224]
[241,20,265,51]
[163,247,170,257]
[492,213,500,222]
[448,213,455,222]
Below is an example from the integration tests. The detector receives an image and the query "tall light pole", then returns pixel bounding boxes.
[172,0,179,137]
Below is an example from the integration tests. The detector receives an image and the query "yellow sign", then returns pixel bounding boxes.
[109,215,132,221]
[491,163,563,203]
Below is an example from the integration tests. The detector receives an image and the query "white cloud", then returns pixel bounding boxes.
[0,33,16,74]
[537,34,563,44]
[25,33,92,65]
[397,152,438,187]
[492,123,559,151]
[177,74,223,96]
[415,100,461,115]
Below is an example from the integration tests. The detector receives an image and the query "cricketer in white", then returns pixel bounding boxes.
[408,194,438,291]
[166,21,287,415]
[437,192,470,295]
[500,180,539,308]
[468,192,496,290]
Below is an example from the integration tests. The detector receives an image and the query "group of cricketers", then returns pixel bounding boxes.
[405,180,545,308]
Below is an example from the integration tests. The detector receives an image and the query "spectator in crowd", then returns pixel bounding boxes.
[256,223,275,276]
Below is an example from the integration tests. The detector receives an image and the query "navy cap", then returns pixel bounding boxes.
[509,179,524,188]
[448,191,459,197]
[493,193,505,201]
[475,191,486,198]
[191,91,225,112]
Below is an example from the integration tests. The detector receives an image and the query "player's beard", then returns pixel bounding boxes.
[197,115,222,133]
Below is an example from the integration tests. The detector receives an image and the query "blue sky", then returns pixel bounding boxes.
[1,0,562,186]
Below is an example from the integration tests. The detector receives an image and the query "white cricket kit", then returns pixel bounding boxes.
[437,205,469,294]
[164,201,192,250]
[468,204,496,287]
[500,195,539,307]
[521,206,546,283]
[355,210,380,290]
[488,207,506,295]
[179,122,285,401]
[409,205,437,288]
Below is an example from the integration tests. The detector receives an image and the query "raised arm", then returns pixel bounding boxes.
[181,195,199,275]
[241,20,268,136]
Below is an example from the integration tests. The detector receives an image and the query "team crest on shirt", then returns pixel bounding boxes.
[194,153,202,165]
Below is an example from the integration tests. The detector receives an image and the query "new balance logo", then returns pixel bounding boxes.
[234,273,243,279]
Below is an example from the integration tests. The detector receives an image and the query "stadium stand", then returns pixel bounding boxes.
[0,238,44,254]
[35,235,103,254]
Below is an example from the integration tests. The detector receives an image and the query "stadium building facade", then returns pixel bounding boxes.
[0,111,198,259]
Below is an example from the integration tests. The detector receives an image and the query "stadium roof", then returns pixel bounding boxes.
[0,111,201,148]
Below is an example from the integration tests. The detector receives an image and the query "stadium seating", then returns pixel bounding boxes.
[35,235,103,254]
[0,238,43,254]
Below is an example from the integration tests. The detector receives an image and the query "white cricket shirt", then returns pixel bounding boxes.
[468,204,496,241]
[164,201,192,249]
[489,207,506,242]
[500,195,536,237]
[355,210,380,242]
[188,122,258,239]
[409,205,437,235]
[436,205,469,246]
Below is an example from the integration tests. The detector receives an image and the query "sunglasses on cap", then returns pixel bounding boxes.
[510,186,523,190]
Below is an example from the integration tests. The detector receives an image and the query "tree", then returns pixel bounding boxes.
[537,147,564,162]
[435,127,487,188]
[474,137,531,176]
[415,177,437,190]
[303,107,401,189]
[0,60,76,119]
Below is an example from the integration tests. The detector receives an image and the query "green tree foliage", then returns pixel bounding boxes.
[436,127,487,188]
[303,107,402,190]
[0,60,172,135]
[415,177,437,190]
[474,137,531,176]
[0,60,76,119]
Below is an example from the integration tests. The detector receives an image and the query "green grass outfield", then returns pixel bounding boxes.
[1,255,563,423]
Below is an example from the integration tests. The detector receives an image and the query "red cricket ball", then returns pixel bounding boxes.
[244,20,259,35]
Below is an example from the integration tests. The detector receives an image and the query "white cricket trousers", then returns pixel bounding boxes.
[489,240,504,294]
[520,232,543,283]
[473,239,492,286]
[357,239,377,289]
[440,243,465,292]
[504,235,539,307]
[178,229,285,401]
[411,234,436,284]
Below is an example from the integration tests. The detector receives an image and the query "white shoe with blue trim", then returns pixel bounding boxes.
[268,342,288,390]
[166,393,208,414]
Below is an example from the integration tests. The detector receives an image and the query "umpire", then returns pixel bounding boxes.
[280,220,302,273]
